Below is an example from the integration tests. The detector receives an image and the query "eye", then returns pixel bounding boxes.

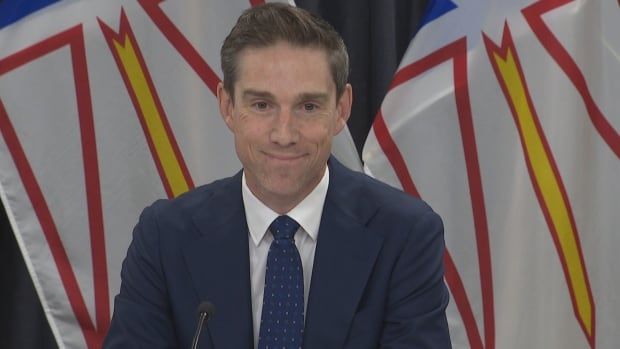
[252,101,269,111]
[303,103,318,112]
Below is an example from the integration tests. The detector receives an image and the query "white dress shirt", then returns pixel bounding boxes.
[242,167,329,349]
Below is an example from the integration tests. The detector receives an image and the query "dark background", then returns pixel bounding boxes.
[0,0,428,347]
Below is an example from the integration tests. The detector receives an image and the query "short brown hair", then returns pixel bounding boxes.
[221,3,349,99]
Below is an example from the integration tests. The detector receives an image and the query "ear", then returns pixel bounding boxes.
[333,83,353,134]
[217,82,234,131]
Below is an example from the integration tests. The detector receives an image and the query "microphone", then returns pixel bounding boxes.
[191,301,216,349]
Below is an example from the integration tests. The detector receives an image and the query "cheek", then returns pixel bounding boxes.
[234,116,264,142]
[244,126,267,146]
[237,128,271,162]
[303,118,335,143]
[333,117,346,135]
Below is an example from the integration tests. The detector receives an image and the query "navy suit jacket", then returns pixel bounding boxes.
[104,157,451,348]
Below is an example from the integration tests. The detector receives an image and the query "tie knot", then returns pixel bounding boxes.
[269,215,299,240]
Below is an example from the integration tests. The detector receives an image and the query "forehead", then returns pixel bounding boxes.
[234,42,335,97]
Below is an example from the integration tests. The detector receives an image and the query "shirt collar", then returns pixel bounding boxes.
[242,166,329,246]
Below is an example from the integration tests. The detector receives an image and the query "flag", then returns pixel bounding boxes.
[363,0,619,348]
[0,0,361,347]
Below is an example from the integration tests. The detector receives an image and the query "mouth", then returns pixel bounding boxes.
[262,152,307,162]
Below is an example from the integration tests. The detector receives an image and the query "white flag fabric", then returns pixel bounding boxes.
[0,0,360,348]
[363,0,619,348]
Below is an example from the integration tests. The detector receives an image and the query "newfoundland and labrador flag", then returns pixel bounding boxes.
[0,0,360,348]
[363,0,619,348]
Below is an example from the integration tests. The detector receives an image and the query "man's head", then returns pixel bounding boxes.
[220,3,349,100]
[216,3,352,214]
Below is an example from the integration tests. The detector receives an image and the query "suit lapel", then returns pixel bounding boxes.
[182,173,253,349]
[179,160,382,348]
[303,159,384,348]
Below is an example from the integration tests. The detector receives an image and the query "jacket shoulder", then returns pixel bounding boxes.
[148,172,240,215]
[330,159,434,223]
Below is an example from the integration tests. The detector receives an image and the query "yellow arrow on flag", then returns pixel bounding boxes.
[484,24,595,344]
[99,10,194,198]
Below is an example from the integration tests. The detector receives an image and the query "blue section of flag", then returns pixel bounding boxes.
[0,0,61,29]
[419,0,457,28]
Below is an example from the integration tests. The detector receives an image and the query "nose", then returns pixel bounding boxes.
[269,109,298,146]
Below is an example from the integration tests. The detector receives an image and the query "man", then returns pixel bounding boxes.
[104,3,451,348]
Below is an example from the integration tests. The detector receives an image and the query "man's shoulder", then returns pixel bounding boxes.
[329,159,443,255]
[330,158,433,218]
[143,171,242,224]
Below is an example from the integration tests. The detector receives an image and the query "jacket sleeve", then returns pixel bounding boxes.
[380,210,452,348]
[103,201,178,348]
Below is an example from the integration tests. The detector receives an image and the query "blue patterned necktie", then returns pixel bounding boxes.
[258,215,304,349]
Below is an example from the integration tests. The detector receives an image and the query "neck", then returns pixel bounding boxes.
[250,182,317,215]
[244,166,327,215]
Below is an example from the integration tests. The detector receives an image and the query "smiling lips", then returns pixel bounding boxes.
[263,151,307,162]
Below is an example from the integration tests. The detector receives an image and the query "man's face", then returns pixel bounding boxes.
[217,42,352,213]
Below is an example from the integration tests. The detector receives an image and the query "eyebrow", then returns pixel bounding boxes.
[240,89,330,103]
[296,92,329,103]
[241,89,275,100]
